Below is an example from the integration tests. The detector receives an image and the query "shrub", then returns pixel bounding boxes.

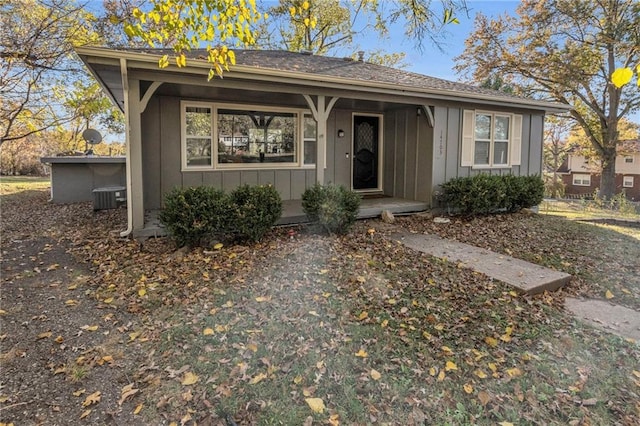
[441,174,544,215]
[159,186,232,247]
[229,184,282,242]
[302,183,361,234]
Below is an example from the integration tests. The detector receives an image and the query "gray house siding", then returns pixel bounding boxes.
[142,95,317,209]
[41,158,126,204]
[140,92,545,212]
[430,105,545,206]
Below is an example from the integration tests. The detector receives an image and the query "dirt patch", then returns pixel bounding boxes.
[0,191,147,425]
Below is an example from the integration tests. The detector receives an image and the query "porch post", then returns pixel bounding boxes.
[120,58,144,237]
[303,95,339,185]
[128,79,145,233]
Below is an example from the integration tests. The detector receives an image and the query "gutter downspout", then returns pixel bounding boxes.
[120,57,133,237]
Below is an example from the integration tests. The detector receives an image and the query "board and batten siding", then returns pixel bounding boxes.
[141,95,316,210]
[383,107,434,202]
[430,105,545,206]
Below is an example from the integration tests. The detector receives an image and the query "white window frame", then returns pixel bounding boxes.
[461,110,522,169]
[572,173,591,186]
[181,101,313,171]
[623,176,634,188]
[181,101,214,170]
[302,113,317,169]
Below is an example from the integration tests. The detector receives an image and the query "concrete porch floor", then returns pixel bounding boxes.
[135,197,429,238]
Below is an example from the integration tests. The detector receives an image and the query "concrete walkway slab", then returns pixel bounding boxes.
[566,298,640,342]
[391,231,571,295]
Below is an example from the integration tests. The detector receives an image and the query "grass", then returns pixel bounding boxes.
[2,187,639,425]
[93,224,639,425]
[0,175,50,196]
[540,198,640,220]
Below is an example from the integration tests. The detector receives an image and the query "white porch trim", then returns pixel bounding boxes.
[302,94,339,184]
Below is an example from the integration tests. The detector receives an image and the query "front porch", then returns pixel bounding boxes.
[135,197,429,238]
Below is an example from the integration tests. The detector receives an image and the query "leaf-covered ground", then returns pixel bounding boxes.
[1,186,639,425]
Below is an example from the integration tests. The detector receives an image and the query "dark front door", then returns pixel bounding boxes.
[353,115,379,190]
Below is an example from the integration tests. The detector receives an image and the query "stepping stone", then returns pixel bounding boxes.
[565,298,640,342]
[391,231,571,295]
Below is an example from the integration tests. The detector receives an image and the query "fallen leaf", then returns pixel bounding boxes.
[255,296,270,302]
[65,299,79,306]
[80,325,98,332]
[133,403,143,415]
[358,311,369,320]
[249,372,267,384]
[305,397,325,413]
[605,290,614,299]
[463,383,474,394]
[437,370,446,381]
[72,389,86,397]
[118,384,138,405]
[354,349,368,358]
[506,367,522,378]
[478,390,491,406]
[0,309,7,315]
[293,375,303,384]
[203,328,214,336]
[581,397,598,406]
[498,422,514,426]
[445,361,457,372]
[370,369,381,380]
[54,335,64,344]
[38,331,52,339]
[485,336,498,347]
[138,288,146,297]
[103,297,114,304]
[474,369,488,379]
[79,409,92,419]
[181,372,199,385]
[213,243,223,250]
[82,391,101,407]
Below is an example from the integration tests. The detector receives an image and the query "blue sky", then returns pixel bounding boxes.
[387,1,520,81]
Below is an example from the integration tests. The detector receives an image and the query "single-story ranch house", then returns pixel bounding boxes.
[76,46,568,237]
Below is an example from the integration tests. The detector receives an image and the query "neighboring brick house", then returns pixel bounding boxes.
[558,140,640,200]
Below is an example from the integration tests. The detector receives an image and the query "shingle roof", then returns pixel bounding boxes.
[618,139,640,153]
[122,48,548,106]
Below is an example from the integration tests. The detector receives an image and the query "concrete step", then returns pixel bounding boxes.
[391,231,571,295]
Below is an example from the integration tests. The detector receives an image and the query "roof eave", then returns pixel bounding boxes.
[76,46,571,113]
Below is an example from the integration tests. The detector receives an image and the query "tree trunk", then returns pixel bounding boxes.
[600,147,617,199]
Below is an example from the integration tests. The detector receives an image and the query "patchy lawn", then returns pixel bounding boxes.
[1,188,639,425]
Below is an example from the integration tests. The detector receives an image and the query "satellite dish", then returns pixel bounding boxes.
[82,128,103,145]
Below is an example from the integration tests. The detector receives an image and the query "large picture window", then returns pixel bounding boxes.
[461,110,522,168]
[218,110,296,164]
[182,102,315,169]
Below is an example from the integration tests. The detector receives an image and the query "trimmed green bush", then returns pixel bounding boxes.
[441,174,544,215]
[302,183,361,234]
[229,184,282,242]
[159,186,232,247]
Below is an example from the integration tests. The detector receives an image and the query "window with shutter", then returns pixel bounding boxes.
[461,110,523,168]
